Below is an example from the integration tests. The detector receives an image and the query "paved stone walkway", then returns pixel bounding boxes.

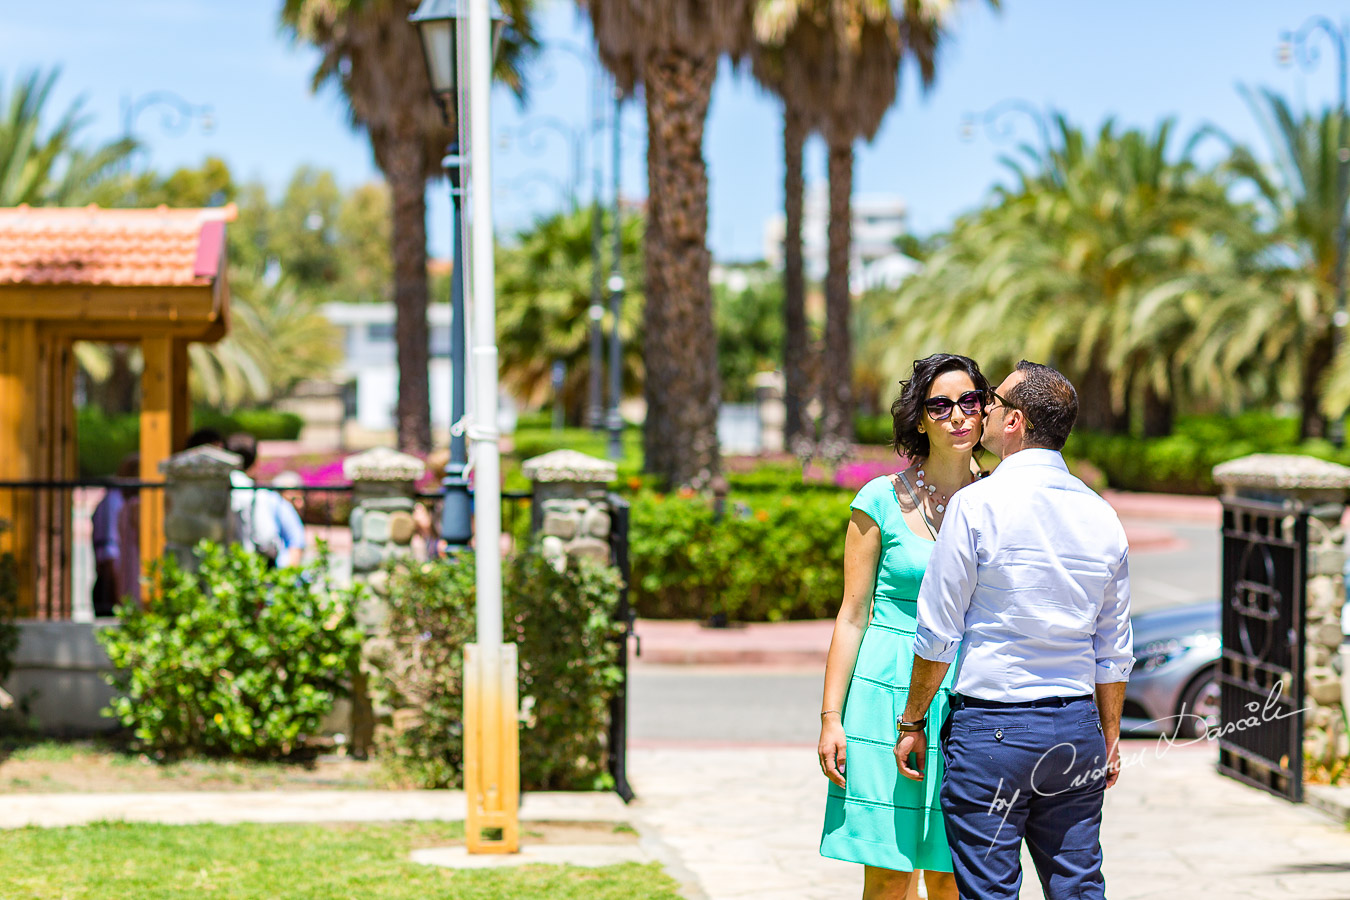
[626,741,1350,900]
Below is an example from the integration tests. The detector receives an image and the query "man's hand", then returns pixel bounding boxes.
[1103,734,1122,789]
[895,729,926,781]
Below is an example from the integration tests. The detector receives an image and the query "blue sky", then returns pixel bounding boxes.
[1,1,1346,262]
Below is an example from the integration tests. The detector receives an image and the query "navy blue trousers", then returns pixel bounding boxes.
[939,696,1108,899]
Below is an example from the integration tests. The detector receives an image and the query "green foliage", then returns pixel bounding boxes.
[1065,412,1339,494]
[98,543,365,759]
[715,268,783,402]
[629,489,846,621]
[77,407,304,477]
[494,206,645,424]
[853,413,893,447]
[0,68,137,206]
[376,551,625,791]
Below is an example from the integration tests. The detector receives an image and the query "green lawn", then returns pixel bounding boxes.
[0,820,680,900]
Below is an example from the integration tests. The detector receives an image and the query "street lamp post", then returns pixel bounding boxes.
[1279,16,1350,445]
[411,0,517,855]
[606,87,625,461]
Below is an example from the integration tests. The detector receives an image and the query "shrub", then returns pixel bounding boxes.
[1063,412,1350,495]
[375,550,624,791]
[629,488,847,621]
[98,542,365,759]
[78,407,304,477]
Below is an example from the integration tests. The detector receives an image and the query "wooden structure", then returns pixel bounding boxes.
[0,205,233,618]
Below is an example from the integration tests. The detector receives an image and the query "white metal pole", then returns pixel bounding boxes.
[468,0,502,649]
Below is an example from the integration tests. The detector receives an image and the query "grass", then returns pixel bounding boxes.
[0,820,681,900]
[0,738,383,793]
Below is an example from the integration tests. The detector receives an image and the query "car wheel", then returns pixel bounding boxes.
[1176,668,1220,740]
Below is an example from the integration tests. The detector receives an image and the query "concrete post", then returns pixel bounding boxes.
[341,447,426,758]
[1214,453,1350,770]
[522,449,617,571]
[158,445,242,571]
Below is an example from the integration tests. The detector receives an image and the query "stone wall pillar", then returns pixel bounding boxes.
[522,450,617,570]
[754,371,786,455]
[341,446,426,758]
[1214,453,1350,772]
[159,446,242,570]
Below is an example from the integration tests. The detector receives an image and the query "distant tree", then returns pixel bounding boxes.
[495,206,644,423]
[716,270,783,403]
[281,0,536,454]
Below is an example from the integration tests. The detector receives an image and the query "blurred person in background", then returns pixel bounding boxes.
[91,453,138,617]
[227,433,305,568]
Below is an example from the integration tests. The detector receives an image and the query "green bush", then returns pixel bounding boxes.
[1064,412,1350,494]
[78,407,305,477]
[375,550,624,791]
[854,413,894,446]
[98,543,365,759]
[629,488,847,621]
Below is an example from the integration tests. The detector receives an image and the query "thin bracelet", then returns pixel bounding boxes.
[820,709,842,719]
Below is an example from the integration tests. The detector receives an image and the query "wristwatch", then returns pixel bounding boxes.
[895,717,927,733]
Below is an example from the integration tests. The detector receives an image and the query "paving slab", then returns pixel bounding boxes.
[627,741,1350,900]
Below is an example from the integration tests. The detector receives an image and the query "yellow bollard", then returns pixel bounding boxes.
[464,642,520,853]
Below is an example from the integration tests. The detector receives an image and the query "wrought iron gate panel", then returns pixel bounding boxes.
[1217,498,1307,803]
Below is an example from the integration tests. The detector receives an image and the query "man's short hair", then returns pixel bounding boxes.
[185,427,225,449]
[1006,360,1078,451]
[226,432,258,470]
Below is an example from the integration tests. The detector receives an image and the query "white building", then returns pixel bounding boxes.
[322,302,455,433]
[762,185,917,293]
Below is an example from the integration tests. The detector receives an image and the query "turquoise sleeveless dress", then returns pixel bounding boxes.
[819,474,957,872]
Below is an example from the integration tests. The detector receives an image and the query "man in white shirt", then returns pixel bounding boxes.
[894,360,1133,900]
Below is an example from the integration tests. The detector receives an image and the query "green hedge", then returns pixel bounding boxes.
[1064,412,1350,495]
[78,407,304,478]
[98,543,365,759]
[374,550,624,791]
[629,488,847,621]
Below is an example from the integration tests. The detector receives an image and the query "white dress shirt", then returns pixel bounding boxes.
[914,448,1133,701]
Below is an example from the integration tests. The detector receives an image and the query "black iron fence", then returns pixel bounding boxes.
[606,491,636,802]
[1217,497,1308,803]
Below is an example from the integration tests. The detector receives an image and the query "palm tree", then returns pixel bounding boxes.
[579,0,756,487]
[880,114,1267,437]
[280,0,535,454]
[495,206,645,421]
[753,0,966,446]
[0,69,137,207]
[1220,88,1348,439]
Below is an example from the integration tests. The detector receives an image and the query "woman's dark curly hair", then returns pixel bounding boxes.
[891,353,990,460]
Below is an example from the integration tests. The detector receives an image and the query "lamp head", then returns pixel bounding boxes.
[410,0,509,121]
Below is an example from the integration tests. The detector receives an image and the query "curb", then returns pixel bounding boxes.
[1306,784,1350,825]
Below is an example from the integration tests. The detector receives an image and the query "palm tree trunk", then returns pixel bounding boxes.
[821,133,854,444]
[782,101,811,448]
[1300,329,1335,441]
[1078,365,1128,434]
[1141,382,1174,438]
[385,137,432,455]
[640,51,721,487]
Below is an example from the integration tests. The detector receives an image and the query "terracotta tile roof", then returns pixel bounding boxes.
[0,204,235,287]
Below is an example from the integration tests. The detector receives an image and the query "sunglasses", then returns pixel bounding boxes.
[923,390,987,420]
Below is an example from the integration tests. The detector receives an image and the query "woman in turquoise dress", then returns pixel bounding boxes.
[819,353,990,900]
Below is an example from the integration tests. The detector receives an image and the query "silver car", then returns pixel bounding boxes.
[1122,600,1221,740]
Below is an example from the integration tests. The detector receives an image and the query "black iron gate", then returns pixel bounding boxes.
[1217,497,1308,803]
[606,492,637,803]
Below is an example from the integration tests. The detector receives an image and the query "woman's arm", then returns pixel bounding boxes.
[818,509,882,788]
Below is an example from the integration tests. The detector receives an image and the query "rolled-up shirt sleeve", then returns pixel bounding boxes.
[914,495,978,664]
[1094,546,1134,682]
